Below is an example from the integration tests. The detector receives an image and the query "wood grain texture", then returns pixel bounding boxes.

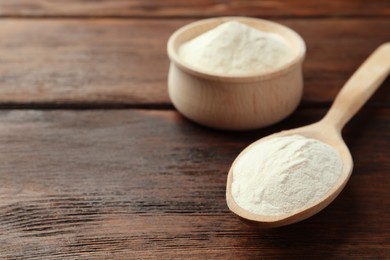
[0,1,388,259]
[0,18,389,106]
[0,0,389,18]
[0,109,389,258]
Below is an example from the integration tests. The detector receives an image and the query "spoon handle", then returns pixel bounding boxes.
[322,42,390,130]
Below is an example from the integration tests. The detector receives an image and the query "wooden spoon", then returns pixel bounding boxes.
[226,43,390,228]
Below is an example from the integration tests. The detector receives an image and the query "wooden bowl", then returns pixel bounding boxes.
[167,17,306,130]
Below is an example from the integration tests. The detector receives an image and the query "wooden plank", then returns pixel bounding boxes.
[0,108,389,258]
[0,0,389,18]
[0,18,389,106]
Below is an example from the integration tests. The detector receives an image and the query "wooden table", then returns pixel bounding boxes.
[0,1,389,258]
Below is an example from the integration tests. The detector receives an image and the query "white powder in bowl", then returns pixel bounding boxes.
[231,135,342,216]
[178,20,293,75]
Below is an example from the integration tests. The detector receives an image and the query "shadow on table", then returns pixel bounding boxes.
[233,179,361,258]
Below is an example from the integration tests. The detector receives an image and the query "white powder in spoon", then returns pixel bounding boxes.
[231,135,342,216]
[179,20,293,75]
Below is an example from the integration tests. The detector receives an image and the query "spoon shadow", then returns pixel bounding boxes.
[235,180,360,258]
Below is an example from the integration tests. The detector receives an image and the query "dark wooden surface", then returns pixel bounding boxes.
[0,0,389,18]
[0,18,389,106]
[0,1,389,259]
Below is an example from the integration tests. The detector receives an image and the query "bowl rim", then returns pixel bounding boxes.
[167,16,306,82]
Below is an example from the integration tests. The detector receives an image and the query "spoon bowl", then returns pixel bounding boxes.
[226,122,352,227]
[226,42,390,227]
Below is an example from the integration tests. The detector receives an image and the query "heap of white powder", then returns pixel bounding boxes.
[179,20,292,75]
[231,135,342,216]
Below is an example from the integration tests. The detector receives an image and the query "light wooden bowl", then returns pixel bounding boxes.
[167,17,306,130]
